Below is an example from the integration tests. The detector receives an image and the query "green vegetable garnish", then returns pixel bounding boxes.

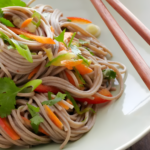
[0,18,14,27]
[0,9,14,27]
[11,39,33,63]
[0,0,26,8]
[27,104,44,133]
[74,67,86,84]
[32,11,41,28]
[79,39,90,45]
[68,32,76,48]
[70,45,81,55]
[46,53,75,67]
[54,29,67,47]
[0,31,33,63]
[67,19,71,22]
[19,34,32,40]
[42,92,66,106]
[0,78,42,118]
[85,47,94,56]
[78,54,91,66]
[66,92,95,115]
[103,69,116,80]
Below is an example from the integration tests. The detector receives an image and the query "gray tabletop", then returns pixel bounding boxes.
[126,132,150,150]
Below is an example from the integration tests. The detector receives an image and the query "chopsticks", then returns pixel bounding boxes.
[106,0,150,45]
[90,0,150,90]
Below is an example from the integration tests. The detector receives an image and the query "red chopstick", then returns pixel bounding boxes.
[90,0,150,90]
[106,0,150,45]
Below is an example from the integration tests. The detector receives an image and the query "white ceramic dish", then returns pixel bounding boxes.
[15,0,150,150]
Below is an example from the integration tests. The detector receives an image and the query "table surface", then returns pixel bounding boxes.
[126,132,150,150]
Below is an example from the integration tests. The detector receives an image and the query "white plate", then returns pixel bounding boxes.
[19,0,150,150]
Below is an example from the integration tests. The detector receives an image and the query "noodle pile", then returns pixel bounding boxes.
[0,0,126,149]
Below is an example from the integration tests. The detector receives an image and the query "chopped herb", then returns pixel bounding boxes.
[0,0,26,9]
[74,67,86,84]
[68,32,76,48]
[42,92,66,106]
[54,29,67,47]
[0,78,42,118]
[11,39,33,63]
[85,47,94,56]
[78,54,91,66]
[27,104,44,133]
[79,39,90,45]
[0,9,4,18]
[19,34,32,40]
[0,31,33,63]
[82,117,87,122]
[48,92,52,100]
[31,52,37,55]
[71,45,81,55]
[66,92,95,115]
[32,11,41,28]
[103,69,116,80]
[0,18,14,27]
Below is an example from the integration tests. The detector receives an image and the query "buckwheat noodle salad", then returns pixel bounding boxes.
[0,0,126,149]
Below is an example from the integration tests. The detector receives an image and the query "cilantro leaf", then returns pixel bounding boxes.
[42,92,66,106]
[74,67,86,84]
[27,104,44,133]
[71,45,81,55]
[0,9,4,18]
[68,32,76,48]
[0,18,14,27]
[0,0,26,8]
[48,92,52,100]
[19,34,32,40]
[79,39,90,45]
[78,54,91,66]
[0,78,42,118]
[66,92,95,115]
[32,11,41,28]
[85,47,94,56]
[30,116,44,133]
[103,69,116,80]
[54,29,67,47]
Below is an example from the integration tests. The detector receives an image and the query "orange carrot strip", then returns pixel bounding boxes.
[67,17,92,24]
[66,99,73,105]
[57,101,69,110]
[21,117,49,135]
[8,27,55,44]
[0,118,20,140]
[50,26,55,33]
[21,18,33,28]
[64,32,73,42]
[44,105,63,129]
[58,42,67,52]
[75,64,93,75]
[65,71,76,86]
[28,65,41,79]
[61,59,83,70]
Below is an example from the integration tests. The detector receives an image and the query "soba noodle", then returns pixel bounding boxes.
[0,1,126,149]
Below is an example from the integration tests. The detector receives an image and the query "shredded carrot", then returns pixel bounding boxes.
[64,32,73,42]
[0,118,20,140]
[75,64,93,75]
[50,26,55,33]
[21,18,33,28]
[66,99,73,105]
[57,101,69,110]
[28,65,41,79]
[67,17,92,24]
[65,71,76,86]
[21,117,49,135]
[8,27,55,44]
[58,42,67,52]
[61,59,83,70]
[44,105,63,129]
